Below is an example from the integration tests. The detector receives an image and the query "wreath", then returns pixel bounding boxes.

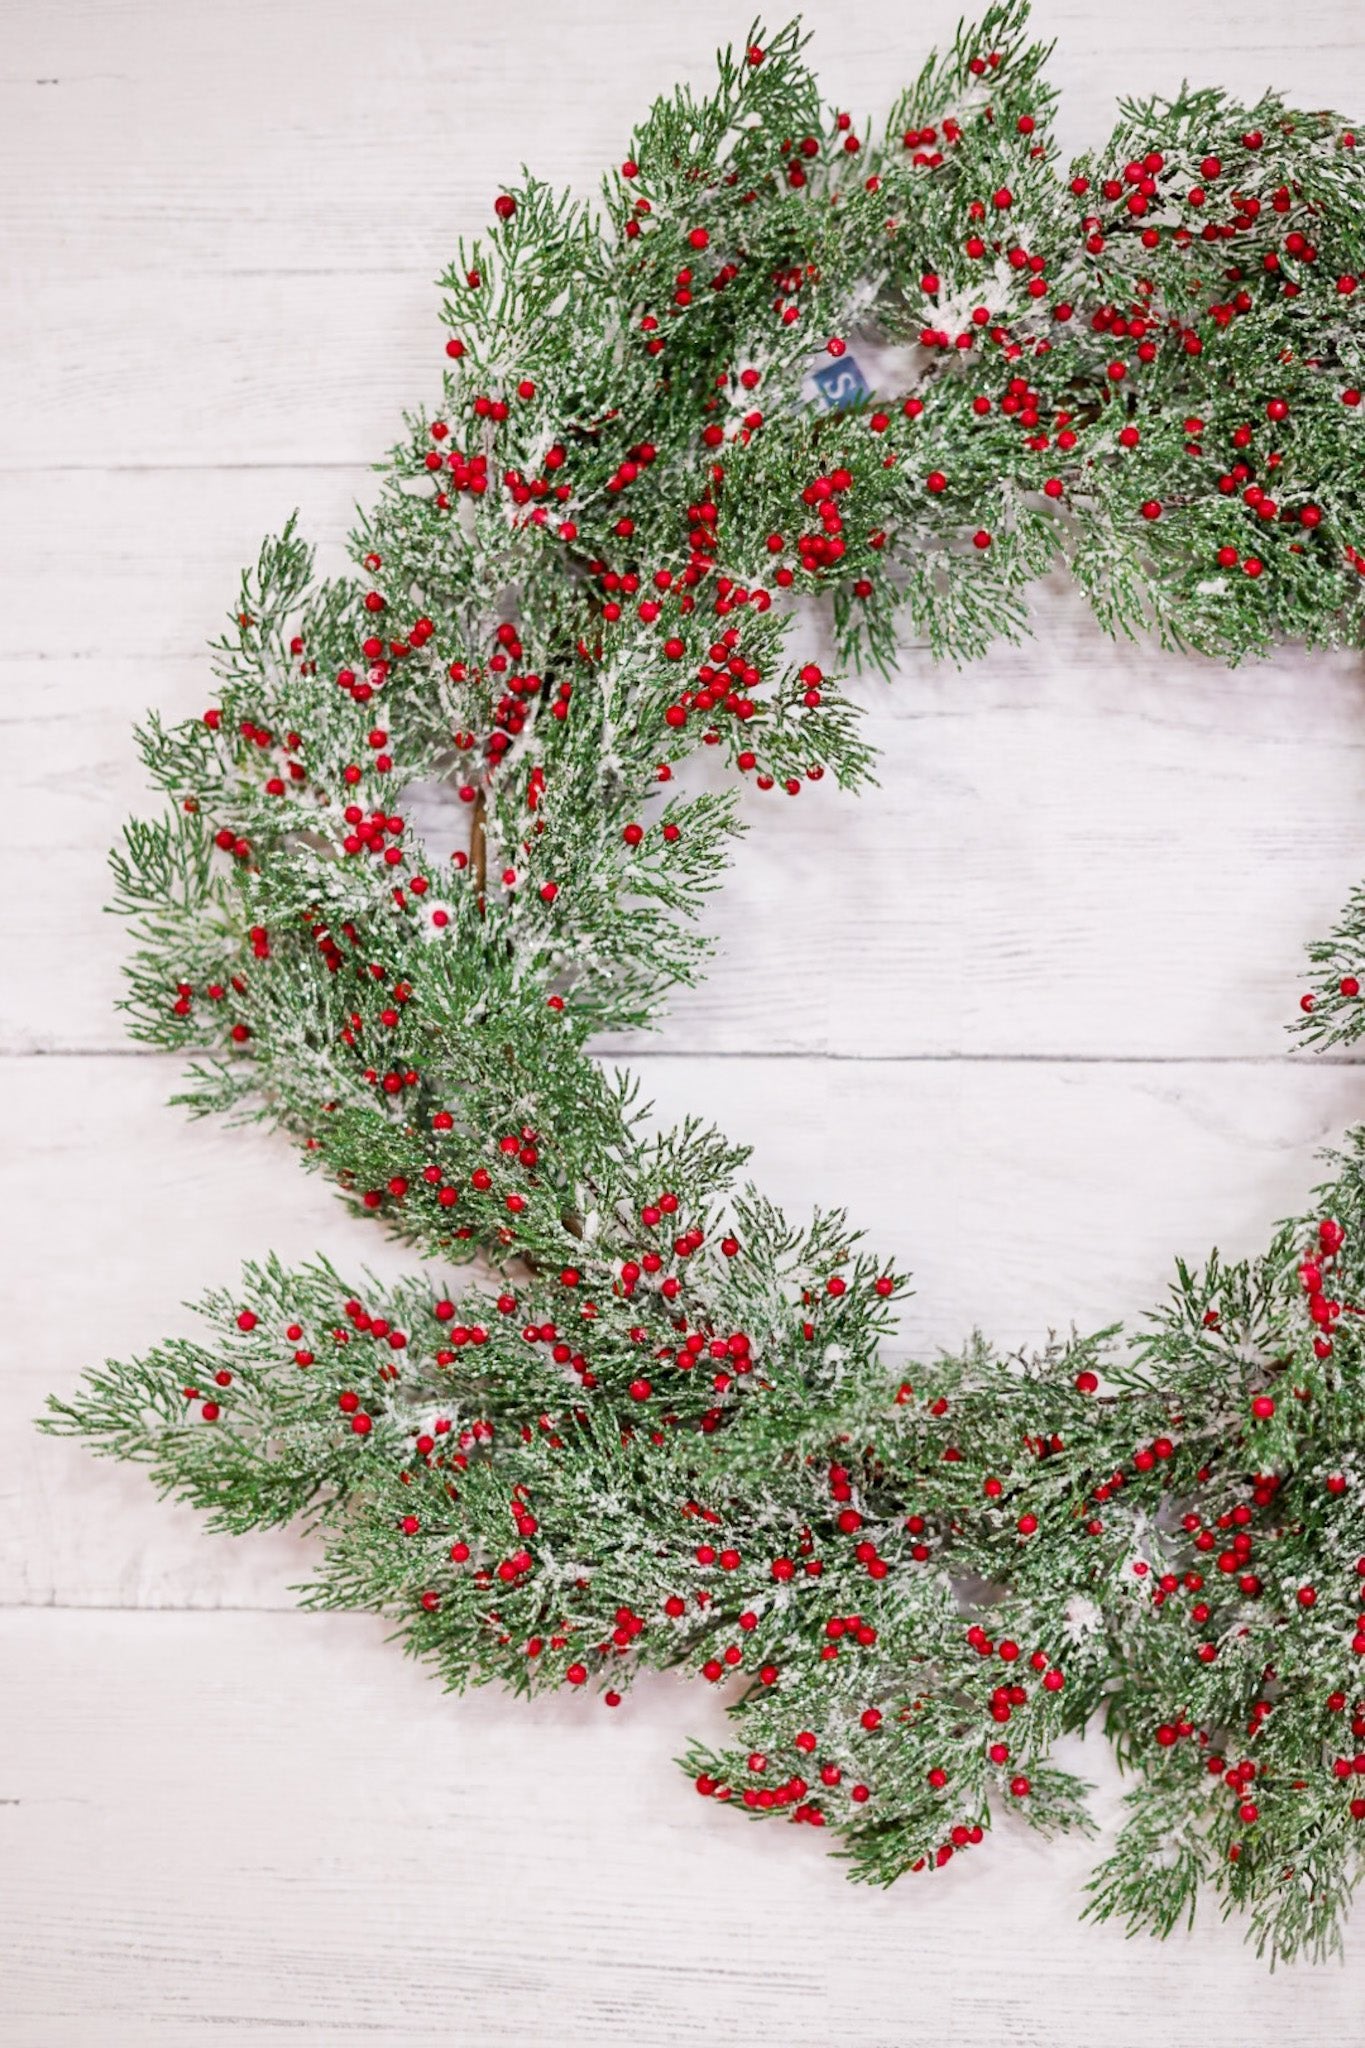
[45,2,1365,1963]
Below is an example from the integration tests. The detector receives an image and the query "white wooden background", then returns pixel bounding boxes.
[5,2,1365,2040]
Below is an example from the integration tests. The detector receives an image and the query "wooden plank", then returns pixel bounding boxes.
[8,1048,1357,1610]
[8,0,1365,2028]
[5,0,1363,288]
[0,1,773,283]
[0,467,368,660]
[5,2,1365,467]
[9,619,1363,1057]
[1,1609,1361,2047]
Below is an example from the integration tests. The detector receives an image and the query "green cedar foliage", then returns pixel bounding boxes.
[47,5,1365,1958]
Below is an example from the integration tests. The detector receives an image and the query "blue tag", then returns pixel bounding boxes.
[810,354,871,411]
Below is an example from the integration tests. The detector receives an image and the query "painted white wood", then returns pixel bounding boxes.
[9,0,1362,285]
[8,626,1365,1057]
[8,1048,1358,1609]
[6,0,1365,2037]
[1,1610,1361,2048]
[6,0,1365,469]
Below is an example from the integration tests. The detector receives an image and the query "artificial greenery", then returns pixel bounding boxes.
[44,3,1365,1961]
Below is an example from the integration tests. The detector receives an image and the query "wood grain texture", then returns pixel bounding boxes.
[6,0,1365,2038]
[7,620,1365,1057]
[10,1049,1357,1611]
[6,0,1365,467]
[1,1611,1362,2048]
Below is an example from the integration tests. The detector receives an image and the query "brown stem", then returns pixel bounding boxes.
[469,788,488,897]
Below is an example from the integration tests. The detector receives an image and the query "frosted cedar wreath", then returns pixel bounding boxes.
[44,3,1365,1964]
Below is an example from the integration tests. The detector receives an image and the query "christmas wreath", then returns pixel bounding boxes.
[45,2,1365,1963]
